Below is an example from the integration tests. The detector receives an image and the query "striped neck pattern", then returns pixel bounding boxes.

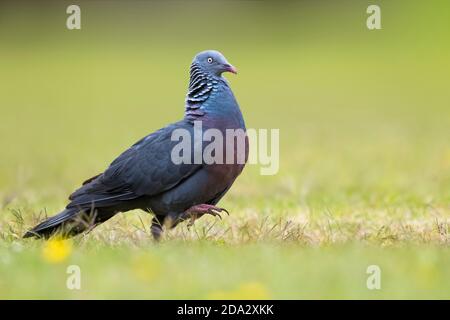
[185,62,220,121]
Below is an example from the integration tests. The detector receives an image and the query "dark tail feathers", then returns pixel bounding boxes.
[23,208,92,239]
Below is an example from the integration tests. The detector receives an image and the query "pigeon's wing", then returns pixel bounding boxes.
[67,121,200,209]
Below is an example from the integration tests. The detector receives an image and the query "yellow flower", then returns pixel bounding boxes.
[42,238,72,263]
[207,282,270,300]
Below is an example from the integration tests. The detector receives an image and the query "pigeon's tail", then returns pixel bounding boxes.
[23,208,93,239]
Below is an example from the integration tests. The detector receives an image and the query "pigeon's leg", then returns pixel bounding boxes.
[152,213,187,236]
[150,215,165,241]
[184,204,229,227]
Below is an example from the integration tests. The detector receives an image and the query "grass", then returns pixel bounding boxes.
[0,1,449,299]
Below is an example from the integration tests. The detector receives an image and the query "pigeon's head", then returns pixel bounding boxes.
[193,50,237,77]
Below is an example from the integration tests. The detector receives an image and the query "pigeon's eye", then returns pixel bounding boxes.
[207,57,213,64]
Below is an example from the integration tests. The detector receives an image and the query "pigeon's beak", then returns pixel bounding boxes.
[224,64,238,75]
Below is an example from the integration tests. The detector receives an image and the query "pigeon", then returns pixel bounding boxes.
[24,50,248,240]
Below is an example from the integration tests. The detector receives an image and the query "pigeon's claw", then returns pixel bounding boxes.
[208,209,222,219]
[185,204,230,227]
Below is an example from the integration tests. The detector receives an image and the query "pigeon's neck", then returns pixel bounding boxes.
[185,63,226,122]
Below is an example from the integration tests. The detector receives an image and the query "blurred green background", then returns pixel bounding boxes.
[0,0,449,299]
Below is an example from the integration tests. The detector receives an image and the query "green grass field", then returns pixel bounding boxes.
[0,1,449,299]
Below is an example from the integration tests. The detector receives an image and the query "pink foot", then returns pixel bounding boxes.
[185,204,229,227]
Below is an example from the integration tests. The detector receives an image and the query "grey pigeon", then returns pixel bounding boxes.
[24,50,248,240]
